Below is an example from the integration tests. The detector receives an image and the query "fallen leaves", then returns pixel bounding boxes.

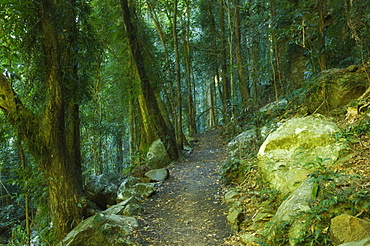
[129,129,233,245]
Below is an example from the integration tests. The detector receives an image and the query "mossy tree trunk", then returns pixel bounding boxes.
[317,0,327,71]
[234,0,250,108]
[38,1,84,240]
[172,0,184,151]
[184,0,197,134]
[0,0,84,241]
[120,0,179,161]
[219,0,231,125]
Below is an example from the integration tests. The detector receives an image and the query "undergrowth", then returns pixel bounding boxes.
[223,115,370,246]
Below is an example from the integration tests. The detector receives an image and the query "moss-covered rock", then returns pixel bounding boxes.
[147,139,172,169]
[306,67,368,114]
[258,116,351,195]
[227,129,259,158]
[329,214,370,245]
[59,213,139,246]
[265,177,314,245]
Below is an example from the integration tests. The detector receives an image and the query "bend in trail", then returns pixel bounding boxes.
[132,129,233,246]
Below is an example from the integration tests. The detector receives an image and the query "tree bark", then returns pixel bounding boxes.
[120,0,179,160]
[219,0,231,125]
[233,0,249,107]
[269,0,282,99]
[203,2,220,127]
[206,78,217,129]
[37,0,84,239]
[172,0,184,150]
[317,0,327,71]
[145,0,177,127]
[184,0,197,134]
[0,0,85,240]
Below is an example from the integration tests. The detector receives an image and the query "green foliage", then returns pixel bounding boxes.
[220,158,254,184]
[334,118,370,151]
[258,186,282,207]
[1,0,370,243]
[269,221,291,246]
[258,149,369,246]
[297,160,368,244]
[291,172,366,245]
[221,158,241,174]
[9,225,28,246]
[343,118,370,136]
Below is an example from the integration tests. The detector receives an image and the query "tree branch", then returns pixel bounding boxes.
[0,74,18,113]
[196,107,224,122]
[0,74,39,149]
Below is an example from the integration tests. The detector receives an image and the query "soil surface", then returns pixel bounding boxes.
[131,129,233,245]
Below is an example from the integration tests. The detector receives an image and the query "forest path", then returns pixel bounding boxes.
[131,129,233,245]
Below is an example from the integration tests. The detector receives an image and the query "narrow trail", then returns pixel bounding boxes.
[132,129,233,245]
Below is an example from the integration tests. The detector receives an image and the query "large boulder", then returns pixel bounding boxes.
[227,129,259,158]
[59,213,139,246]
[85,173,126,209]
[258,116,350,194]
[259,99,288,114]
[259,99,290,123]
[338,237,370,246]
[306,67,368,114]
[116,177,156,203]
[102,197,142,217]
[329,214,370,245]
[147,139,172,169]
[116,176,141,203]
[266,177,314,245]
[118,176,141,191]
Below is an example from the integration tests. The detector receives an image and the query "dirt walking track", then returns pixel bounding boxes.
[131,129,233,245]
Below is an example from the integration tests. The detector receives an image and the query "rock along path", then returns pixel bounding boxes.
[131,129,233,245]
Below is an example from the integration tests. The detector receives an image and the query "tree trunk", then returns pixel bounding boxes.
[184,0,197,134]
[0,74,83,243]
[129,76,139,164]
[172,0,184,150]
[38,0,84,239]
[219,0,231,125]
[269,0,282,99]
[206,78,217,129]
[0,0,84,240]
[16,136,31,246]
[317,0,327,71]
[226,0,237,134]
[120,0,179,160]
[138,90,158,145]
[233,0,249,107]
[205,1,221,126]
[145,0,177,127]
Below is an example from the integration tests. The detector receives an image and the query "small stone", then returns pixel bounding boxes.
[347,65,359,72]
[224,189,240,203]
[240,232,259,245]
[145,168,169,181]
[134,183,156,198]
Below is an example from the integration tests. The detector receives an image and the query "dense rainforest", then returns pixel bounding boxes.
[0,0,369,245]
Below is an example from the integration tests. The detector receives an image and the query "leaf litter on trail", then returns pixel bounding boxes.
[130,129,233,245]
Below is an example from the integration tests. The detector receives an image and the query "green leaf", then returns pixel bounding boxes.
[312,181,319,199]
